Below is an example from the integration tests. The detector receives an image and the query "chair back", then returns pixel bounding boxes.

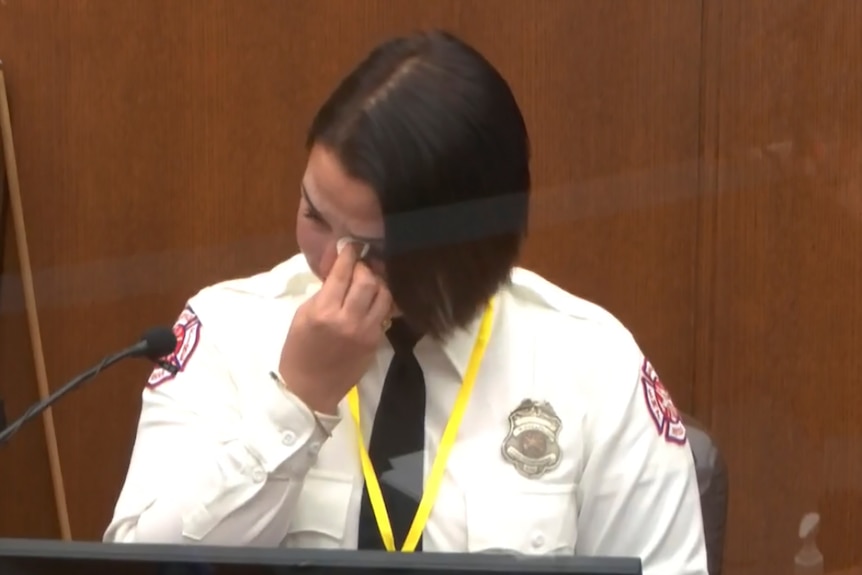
[682,413,729,575]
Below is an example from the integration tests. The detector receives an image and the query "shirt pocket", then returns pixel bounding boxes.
[464,483,578,555]
[285,469,355,548]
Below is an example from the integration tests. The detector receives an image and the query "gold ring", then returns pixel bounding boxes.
[381,318,392,331]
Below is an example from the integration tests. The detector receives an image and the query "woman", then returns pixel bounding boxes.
[105,30,707,575]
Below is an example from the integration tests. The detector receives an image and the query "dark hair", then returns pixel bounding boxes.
[307,30,530,338]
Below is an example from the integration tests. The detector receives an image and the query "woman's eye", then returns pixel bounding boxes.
[303,209,327,226]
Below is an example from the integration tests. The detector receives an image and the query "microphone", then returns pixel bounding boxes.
[0,326,177,446]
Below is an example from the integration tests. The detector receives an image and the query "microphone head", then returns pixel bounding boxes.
[139,326,178,359]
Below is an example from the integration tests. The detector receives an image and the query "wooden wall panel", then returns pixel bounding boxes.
[706,1,862,573]
[0,212,60,540]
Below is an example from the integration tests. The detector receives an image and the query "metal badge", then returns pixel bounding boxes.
[501,399,562,479]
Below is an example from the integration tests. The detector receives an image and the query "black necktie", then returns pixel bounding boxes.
[357,318,425,551]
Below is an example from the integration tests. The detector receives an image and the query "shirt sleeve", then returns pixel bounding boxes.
[574,336,709,575]
[103,305,341,546]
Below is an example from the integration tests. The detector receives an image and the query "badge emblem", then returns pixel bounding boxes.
[501,399,562,478]
[147,307,201,387]
[640,358,686,444]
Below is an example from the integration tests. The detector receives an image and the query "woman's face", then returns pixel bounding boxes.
[295,144,386,282]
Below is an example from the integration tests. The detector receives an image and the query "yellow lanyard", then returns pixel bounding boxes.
[347,298,495,552]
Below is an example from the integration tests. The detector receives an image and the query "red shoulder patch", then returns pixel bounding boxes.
[147,307,201,387]
[640,358,686,445]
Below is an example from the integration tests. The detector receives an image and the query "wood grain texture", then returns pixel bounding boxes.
[705,1,862,573]
[0,211,61,540]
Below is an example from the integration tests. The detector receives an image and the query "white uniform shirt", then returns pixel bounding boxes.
[105,254,708,575]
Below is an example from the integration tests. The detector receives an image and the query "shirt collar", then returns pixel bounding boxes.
[425,299,495,378]
[281,269,321,298]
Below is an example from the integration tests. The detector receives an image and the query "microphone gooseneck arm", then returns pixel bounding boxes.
[0,348,137,446]
[0,330,172,447]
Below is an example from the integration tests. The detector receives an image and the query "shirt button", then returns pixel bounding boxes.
[251,467,266,483]
[531,532,545,549]
[282,431,297,446]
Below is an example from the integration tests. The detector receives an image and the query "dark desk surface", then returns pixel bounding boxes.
[0,538,642,575]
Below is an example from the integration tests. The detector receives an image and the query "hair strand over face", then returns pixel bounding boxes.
[306,30,531,338]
